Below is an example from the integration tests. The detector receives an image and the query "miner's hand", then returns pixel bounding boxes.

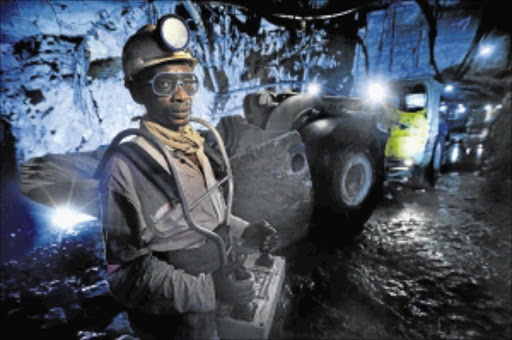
[212,270,255,305]
[241,220,280,253]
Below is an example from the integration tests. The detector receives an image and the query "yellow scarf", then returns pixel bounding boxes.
[142,120,204,154]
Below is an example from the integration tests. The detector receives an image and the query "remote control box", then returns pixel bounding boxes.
[217,253,285,340]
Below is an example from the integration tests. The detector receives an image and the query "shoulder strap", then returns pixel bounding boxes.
[203,142,227,179]
[116,142,179,206]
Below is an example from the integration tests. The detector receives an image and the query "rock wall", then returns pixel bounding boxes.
[0,0,350,164]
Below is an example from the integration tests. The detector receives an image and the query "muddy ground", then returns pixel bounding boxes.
[273,172,512,339]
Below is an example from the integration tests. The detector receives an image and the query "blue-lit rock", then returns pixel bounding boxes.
[105,311,135,338]
[80,280,109,300]
[76,330,107,340]
[45,283,80,309]
[1,1,343,164]
[43,307,68,328]
[82,266,106,286]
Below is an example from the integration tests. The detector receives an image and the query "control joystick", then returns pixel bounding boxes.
[255,246,274,268]
[231,266,257,322]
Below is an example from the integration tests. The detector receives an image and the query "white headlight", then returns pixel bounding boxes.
[307,83,321,95]
[450,146,460,163]
[52,207,96,232]
[367,82,387,102]
[456,104,466,114]
[404,159,414,167]
[479,44,494,57]
[444,85,454,92]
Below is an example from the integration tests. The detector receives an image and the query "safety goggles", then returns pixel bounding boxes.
[147,72,199,97]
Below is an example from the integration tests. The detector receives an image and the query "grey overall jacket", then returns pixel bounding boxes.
[99,135,248,316]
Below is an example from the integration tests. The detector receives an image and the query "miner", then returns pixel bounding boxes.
[98,15,278,339]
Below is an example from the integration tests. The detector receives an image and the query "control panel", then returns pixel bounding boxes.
[217,253,286,340]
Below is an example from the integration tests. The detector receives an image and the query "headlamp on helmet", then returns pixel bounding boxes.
[122,14,197,83]
[158,14,190,51]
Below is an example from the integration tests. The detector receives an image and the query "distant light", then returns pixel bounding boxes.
[479,44,494,57]
[307,83,321,95]
[484,105,495,122]
[496,104,503,109]
[313,119,330,130]
[450,145,460,163]
[404,159,414,167]
[444,85,454,92]
[456,104,466,114]
[440,104,448,112]
[476,144,484,159]
[367,82,387,102]
[52,207,96,232]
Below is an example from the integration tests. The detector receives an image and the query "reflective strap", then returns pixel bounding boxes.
[107,264,121,274]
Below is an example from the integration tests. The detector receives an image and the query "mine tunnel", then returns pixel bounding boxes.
[0,1,510,339]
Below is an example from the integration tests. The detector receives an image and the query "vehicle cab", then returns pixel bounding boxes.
[383,78,443,187]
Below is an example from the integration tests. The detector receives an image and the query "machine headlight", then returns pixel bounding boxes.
[444,84,454,92]
[404,159,414,167]
[478,44,494,57]
[367,82,388,103]
[449,145,460,163]
[476,144,484,158]
[307,82,321,95]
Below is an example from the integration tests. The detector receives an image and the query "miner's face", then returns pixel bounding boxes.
[138,62,195,132]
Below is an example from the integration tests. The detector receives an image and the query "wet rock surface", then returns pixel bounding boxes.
[0,224,123,340]
[1,173,510,339]
[273,172,511,339]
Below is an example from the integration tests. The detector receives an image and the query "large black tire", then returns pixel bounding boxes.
[326,145,382,233]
